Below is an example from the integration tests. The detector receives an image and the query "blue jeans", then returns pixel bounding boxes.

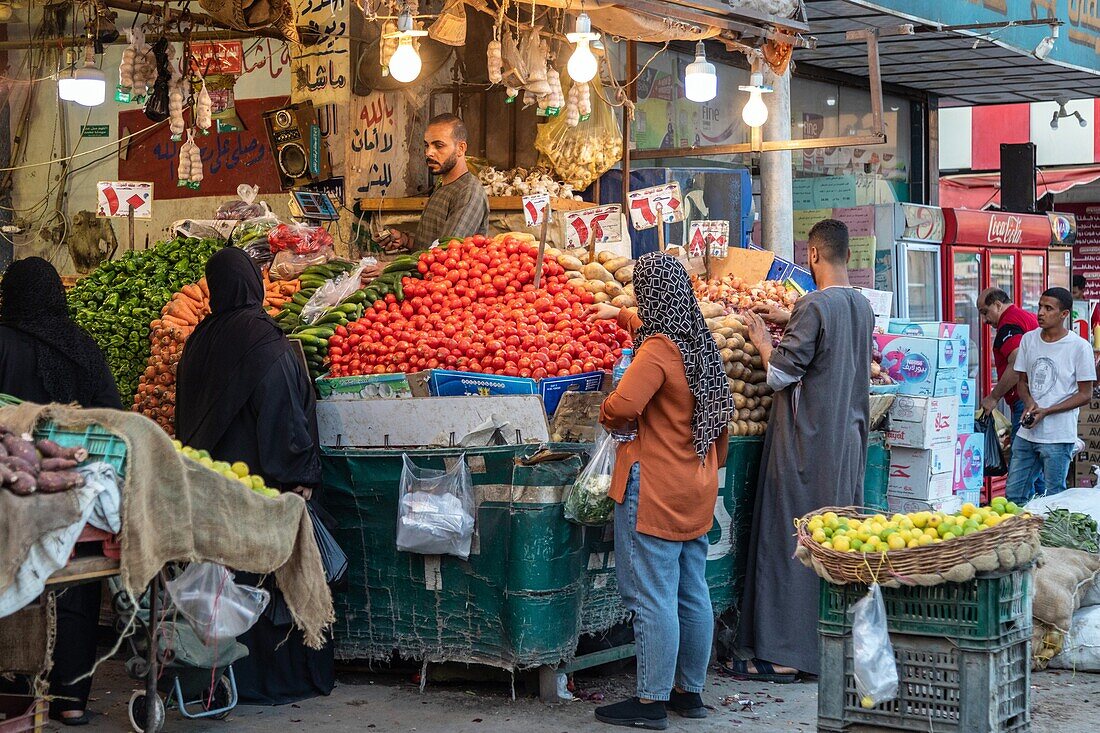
[614,463,712,701]
[1010,402,1045,495]
[1006,436,1073,504]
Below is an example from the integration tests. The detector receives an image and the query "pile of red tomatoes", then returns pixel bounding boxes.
[326,235,630,378]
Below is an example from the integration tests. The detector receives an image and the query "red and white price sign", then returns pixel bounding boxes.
[627,182,684,231]
[564,204,622,248]
[190,41,245,75]
[688,220,730,258]
[96,181,153,219]
[522,193,551,227]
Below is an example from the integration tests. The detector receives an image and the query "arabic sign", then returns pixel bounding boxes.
[864,0,1100,74]
[628,182,684,231]
[190,41,244,75]
[96,181,152,219]
[350,91,401,198]
[118,97,281,200]
[687,220,729,259]
[564,205,622,249]
[522,193,551,227]
[81,124,109,138]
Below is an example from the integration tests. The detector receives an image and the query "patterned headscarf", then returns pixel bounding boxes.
[633,252,735,460]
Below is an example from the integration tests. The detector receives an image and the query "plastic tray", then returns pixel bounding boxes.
[819,570,1031,646]
[0,696,46,733]
[818,632,1030,733]
[32,423,127,479]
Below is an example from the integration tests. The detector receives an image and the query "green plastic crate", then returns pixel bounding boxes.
[32,423,127,479]
[0,393,23,408]
[863,431,888,512]
[818,632,1030,733]
[818,570,1032,646]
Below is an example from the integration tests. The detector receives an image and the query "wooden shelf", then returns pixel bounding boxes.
[358,196,594,213]
[47,556,120,587]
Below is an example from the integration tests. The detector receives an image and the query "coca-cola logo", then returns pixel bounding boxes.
[988,215,1024,245]
[900,354,930,380]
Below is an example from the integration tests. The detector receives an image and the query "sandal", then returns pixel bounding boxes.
[718,658,798,684]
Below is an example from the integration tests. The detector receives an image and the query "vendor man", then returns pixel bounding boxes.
[387,113,489,251]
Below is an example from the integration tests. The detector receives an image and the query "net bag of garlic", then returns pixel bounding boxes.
[534,72,623,190]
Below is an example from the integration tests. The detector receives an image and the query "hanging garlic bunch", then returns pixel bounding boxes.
[487,36,503,84]
[546,67,564,114]
[577,81,592,119]
[131,31,156,101]
[167,46,188,140]
[117,30,137,101]
[195,80,212,134]
[380,19,399,75]
[565,82,580,127]
[177,131,203,188]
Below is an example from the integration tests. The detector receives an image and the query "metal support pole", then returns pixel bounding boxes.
[760,67,792,260]
[145,576,158,732]
[621,41,636,216]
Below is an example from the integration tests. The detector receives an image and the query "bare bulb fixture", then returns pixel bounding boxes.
[383,7,428,83]
[566,12,600,83]
[684,41,717,103]
[739,70,773,128]
[58,42,106,107]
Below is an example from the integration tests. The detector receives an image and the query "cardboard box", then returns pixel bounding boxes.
[887,494,963,515]
[428,369,605,415]
[890,444,955,477]
[886,321,971,378]
[953,433,984,496]
[958,379,976,433]
[874,333,960,397]
[1079,399,1100,452]
[1073,455,1098,488]
[888,446,956,500]
[887,396,959,449]
[955,489,981,507]
[315,373,413,400]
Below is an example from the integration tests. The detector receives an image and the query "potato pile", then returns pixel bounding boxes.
[700,301,772,436]
[546,247,637,309]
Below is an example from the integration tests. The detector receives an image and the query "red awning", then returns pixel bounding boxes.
[939,166,1100,210]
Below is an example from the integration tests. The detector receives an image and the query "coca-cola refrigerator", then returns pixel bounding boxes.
[941,208,1061,500]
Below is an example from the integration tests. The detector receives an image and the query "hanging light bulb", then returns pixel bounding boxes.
[59,42,106,107]
[566,12,600,83]
[684,41,717,103]
[383,7,428,83]
[739,69,773,128]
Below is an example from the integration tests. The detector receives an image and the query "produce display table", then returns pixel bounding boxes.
[320,436,765,673]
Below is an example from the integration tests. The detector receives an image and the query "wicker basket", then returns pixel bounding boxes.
[795,506,1043,587]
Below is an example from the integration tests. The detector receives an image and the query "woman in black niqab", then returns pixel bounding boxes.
[0,257,121,726]
[175,247,333,705]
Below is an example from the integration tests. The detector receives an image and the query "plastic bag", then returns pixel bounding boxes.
[142,37,171,123]
[396,453,475,559]
[851,584,898,709]
[270,245,334,280]
[307,501,348,587]
[977,412,1008,477]
[535,72,622,189]
[217,184,268,220]
[300,257,377,325]
[165,562,269,645]
[563,430,617,526]
[268,223,335,255]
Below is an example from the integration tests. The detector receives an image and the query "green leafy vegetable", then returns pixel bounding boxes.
[1039,508,1099,553]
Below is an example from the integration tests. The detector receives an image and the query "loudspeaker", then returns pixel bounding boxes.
[1000,142,1036,213]
[262,101,329,190]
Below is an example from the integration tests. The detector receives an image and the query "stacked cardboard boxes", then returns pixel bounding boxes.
[1074,399,1100,488]
[882,321,981,512]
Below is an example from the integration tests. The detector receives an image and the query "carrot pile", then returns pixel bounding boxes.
[133,274,301,434]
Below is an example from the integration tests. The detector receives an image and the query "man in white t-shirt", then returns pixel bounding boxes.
[1009,287,1097,503]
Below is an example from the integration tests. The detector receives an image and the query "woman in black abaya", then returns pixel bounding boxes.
[0,257,123,725]
[175,247,334,705]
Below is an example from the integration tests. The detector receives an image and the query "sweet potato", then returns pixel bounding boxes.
[40,457,79,472]
[36,471,85,494]
[35,439,89,463]
[2,435,37,467]
[2,456,37,476]
[8,471,35,495]
[0,462,14,485]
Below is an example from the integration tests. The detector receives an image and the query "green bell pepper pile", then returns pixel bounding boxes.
[68,236,223,403]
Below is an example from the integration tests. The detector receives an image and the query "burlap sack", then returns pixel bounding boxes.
[0,595,53,675]
[1033,547,1100,632]
[0,403,333,649]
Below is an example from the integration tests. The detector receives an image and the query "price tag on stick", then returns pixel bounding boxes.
[532,205,551,289]
[627,182,684,231]
[523,193,551,228]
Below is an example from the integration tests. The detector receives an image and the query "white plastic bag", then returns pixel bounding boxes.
[396,454,475,559]
[165,562,270,645]
[1049,605,1100,671]
[300,257,377,325]
[563,430,616,526]
[851,584,898,708]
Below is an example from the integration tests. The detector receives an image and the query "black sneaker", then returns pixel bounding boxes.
[594,697,669,730]
[668,690,707,719]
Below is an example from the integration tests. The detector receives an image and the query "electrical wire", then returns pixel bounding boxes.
[0,119,169,173]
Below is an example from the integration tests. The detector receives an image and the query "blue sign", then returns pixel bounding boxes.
[864,1,1100,74]
[309,124,321,176]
